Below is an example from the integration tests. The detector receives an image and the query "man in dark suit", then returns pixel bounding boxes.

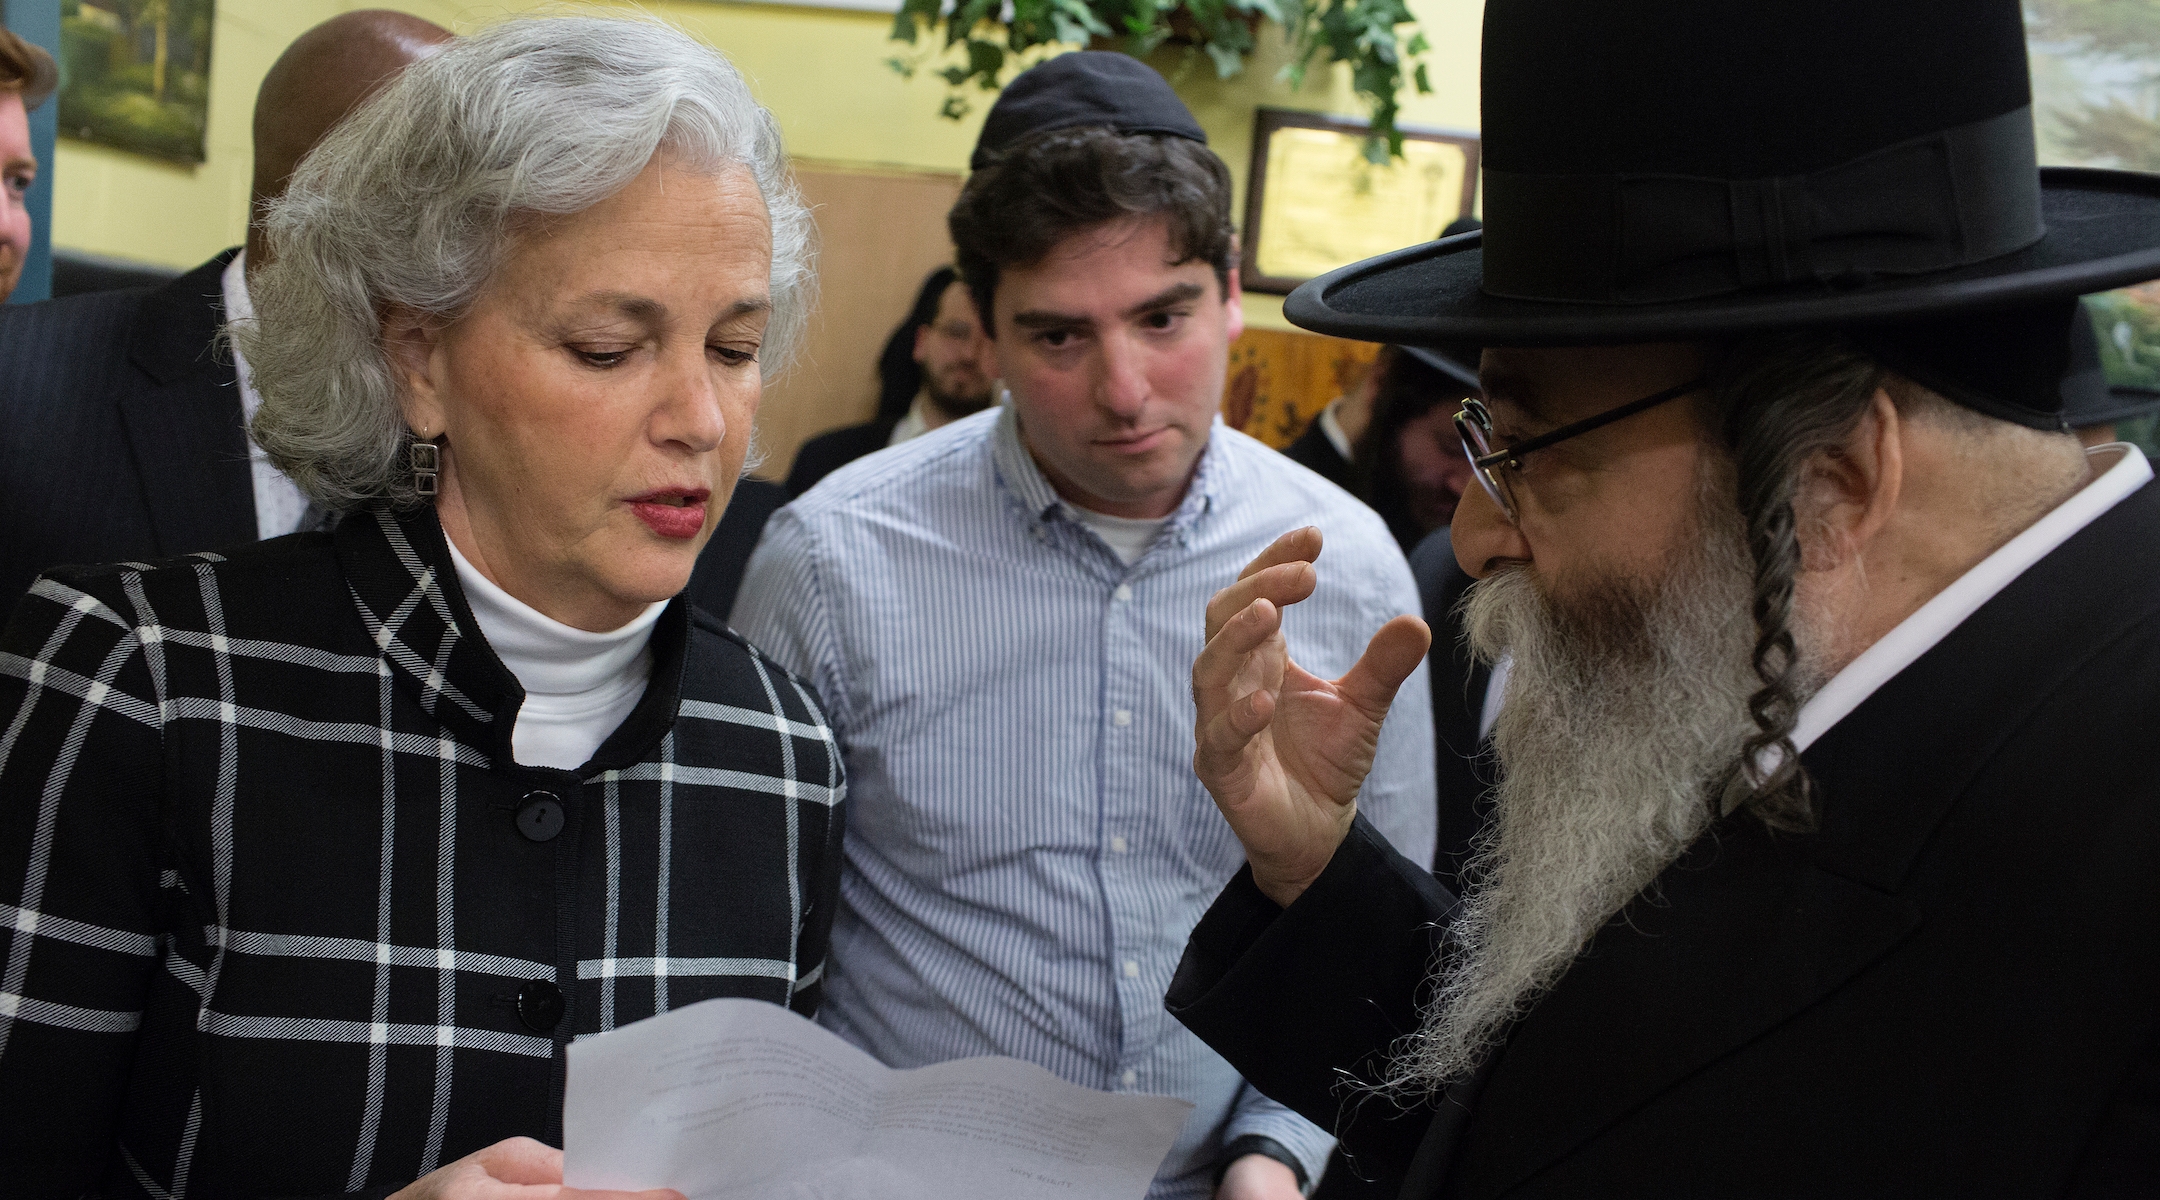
[0,10,452,608]
[783,265,994,497]
[1166,1,2160,1195]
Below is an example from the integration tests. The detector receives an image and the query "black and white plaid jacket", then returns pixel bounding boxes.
[0,507,845,1199]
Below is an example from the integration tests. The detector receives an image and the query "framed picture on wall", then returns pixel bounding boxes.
[59,0,217,166]
[1241,108,1479,295]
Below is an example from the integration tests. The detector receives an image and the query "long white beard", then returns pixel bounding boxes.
[1387,502,1769,1092]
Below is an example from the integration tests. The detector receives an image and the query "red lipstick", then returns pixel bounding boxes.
[627,488,709,540]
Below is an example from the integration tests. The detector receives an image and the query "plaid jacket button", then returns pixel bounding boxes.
[516,792,565,842]
[517,979,565,1033]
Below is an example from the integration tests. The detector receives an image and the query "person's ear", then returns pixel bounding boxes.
[1221,258,1245,343]
[383,304,449,437]
[913,321,933,364]
[1795,388,1904,572]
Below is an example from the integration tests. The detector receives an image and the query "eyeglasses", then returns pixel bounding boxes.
[1454,377,1708,524]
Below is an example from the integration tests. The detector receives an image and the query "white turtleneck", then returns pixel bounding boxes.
[446,538,668,771]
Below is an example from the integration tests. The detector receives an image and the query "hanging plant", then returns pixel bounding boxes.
[886,0,1432,161]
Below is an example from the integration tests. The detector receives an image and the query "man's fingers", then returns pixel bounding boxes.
[1205,562,1317,640]
[1336,614,1432,715]
[1194,685,1276,780]
[1194,597,1281,698]
[1235,526,1323,582]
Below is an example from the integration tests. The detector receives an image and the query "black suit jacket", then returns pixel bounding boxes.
[0,251,256,609]
[1170,479,2160,1198]
[1283,419,1354,490]
[784,419,898,499]
[1409,528,1495,893]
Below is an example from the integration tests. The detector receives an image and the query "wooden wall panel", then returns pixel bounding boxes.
[1224,327,1381,448]
[755,162,964,481]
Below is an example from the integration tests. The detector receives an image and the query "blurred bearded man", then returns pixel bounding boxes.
[1163,0,2160,1196]
[784,265,997,496]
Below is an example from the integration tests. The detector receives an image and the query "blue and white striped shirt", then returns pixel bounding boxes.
[733,406,1436,1197]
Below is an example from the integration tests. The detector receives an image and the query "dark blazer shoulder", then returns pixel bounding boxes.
[786,421,896,498]
[685,602,833,722]
[32,531,341,616]
[1282,419,1353,489]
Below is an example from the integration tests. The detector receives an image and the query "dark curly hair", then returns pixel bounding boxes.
[872,265,962,422]
[948,125,1236,335]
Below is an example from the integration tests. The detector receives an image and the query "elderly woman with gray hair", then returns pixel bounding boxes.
[0,17,839,1200]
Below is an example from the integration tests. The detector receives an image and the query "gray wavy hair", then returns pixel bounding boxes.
[234,15,813,511]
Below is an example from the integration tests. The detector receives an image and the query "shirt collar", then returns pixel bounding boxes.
[1317,399,1356,462]
[989,403,1227,539]
[221,249,261,423]
[1789,442,2153,755]
[888,396,930,447]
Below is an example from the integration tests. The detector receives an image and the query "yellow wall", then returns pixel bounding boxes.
[53,0,1483,311]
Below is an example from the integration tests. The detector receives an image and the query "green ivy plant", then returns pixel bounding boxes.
[887,0,1432,161]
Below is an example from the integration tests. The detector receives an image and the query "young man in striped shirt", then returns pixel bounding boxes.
[733,53,1435,1199]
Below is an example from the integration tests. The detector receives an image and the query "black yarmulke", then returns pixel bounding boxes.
[971,52,1206,171]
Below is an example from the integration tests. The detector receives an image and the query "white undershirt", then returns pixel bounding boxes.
[447,539,668,771]
[1068,505,1170,566]
[220,250,314,539]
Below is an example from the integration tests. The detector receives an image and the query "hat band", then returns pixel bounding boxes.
[1480,106,2044,306]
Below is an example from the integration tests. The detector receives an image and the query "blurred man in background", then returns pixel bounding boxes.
[785,264,995,496]
[1283,345,1479,550]
[0,9,451,607]
[0,27,55,304]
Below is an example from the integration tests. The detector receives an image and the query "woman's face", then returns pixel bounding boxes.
[391,155,773,631]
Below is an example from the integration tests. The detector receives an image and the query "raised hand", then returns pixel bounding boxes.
[1192,527,1430,907]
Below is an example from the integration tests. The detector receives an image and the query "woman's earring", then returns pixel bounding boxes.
[411,435,440,497]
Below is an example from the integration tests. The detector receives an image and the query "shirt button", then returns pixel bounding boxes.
[1123,960,1140,978]
[516,792,564,842]
[516,979,564,1033]
[1110,836,1129,854]
[1113,584,1133,602]
[1121,1068,1138,1087]
[1112,709,1132,727]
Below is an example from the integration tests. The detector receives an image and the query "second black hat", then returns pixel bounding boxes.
[971,51,1206,171]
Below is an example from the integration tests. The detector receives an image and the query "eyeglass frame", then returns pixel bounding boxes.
[1453,376,1709,523]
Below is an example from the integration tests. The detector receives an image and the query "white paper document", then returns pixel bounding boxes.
[563,998,1195,1200]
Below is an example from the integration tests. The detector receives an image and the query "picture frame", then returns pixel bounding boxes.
[59,0,217,166]
[1240,108,1480,295]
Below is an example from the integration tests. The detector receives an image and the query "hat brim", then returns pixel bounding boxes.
[1286,167,2160,347]
[2080,386,2160,426]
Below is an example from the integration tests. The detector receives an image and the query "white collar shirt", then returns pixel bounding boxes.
[220,250,315,540]
[1789,441,2152,754]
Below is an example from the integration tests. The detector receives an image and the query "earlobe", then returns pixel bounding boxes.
[382,306,447,435]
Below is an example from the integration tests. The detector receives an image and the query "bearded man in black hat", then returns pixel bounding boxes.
[1165,1,2160,1196]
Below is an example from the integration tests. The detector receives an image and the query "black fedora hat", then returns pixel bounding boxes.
[1286,0,2160,348]
[2065,301,2160,429]
[1399,343,1481,391]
